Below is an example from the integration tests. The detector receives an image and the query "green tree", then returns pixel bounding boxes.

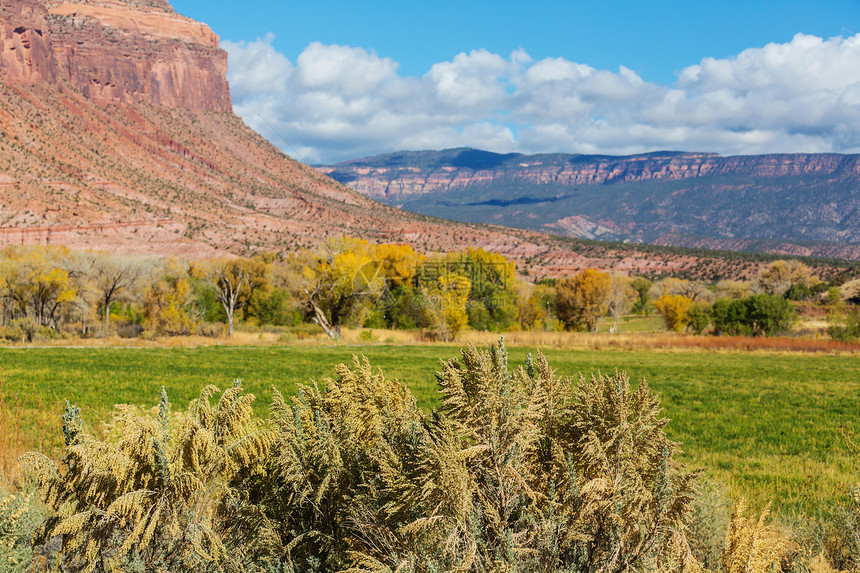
[828,307,860,342]
[784,282,812,301]
[827,286,844,306]
[744,293,796,336]
[686,302,713,335]
[630,276,653,314]
[712,298,751,336]
[712,294,796,337]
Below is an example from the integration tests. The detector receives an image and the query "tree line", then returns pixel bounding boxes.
[0,242,854,342]
[555,259,832,338]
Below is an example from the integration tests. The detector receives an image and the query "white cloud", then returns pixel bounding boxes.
[222,34,292,100]
[224,33,860,163]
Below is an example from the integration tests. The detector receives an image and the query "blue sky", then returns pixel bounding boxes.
[171,0,860,163]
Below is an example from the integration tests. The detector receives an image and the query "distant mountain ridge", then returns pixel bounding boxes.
[319,149,860,259]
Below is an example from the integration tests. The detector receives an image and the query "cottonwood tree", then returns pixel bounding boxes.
[607,272,638,330]
[556,269,611,331]
[630,276,653,314]
[421,272,471,341]
[440,247,520,331]
[655,294,693,331]
[756,259,817,296]
[192,258,266,337]
[89,252,144,337]
[286,237,384,339]
[716,279,752,300]
[650,277,713,303]
[143,260,198,336]
[4,247,77,330]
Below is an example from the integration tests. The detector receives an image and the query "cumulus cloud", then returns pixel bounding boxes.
[224,33,860,164]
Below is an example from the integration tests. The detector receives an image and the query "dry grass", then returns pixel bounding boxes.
[460,330,860,354]
[0,379,27,482]
[2,311,857,356]
[7,327,860,355]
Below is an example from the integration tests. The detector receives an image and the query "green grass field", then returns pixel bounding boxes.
[2,342,858,516]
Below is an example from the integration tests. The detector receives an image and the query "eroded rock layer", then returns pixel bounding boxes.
[0,0,229,111]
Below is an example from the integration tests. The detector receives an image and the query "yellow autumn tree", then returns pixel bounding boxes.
[2,246,77,329]
[442,247,520,331]
[555,269,611,331]
[655,294,693,331]
[143,259,198,336]
[285,237,384,338]
[423,272,470,341]
[372,242,425,286]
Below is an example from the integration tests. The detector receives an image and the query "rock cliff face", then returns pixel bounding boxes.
[321,150,860,201]
[320,149,860,259]
[0,0,230,111]
[0,0,58,84]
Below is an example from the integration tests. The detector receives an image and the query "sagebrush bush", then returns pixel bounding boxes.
[17,340,708,572]
[687,477,732,571]
[234,340,700,572]
[722,501,790,573]
[22,384,275,572]
[0,484,44,573]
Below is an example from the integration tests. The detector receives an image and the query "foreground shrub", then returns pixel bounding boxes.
[687,477,732,570]
[21,340,701,572]
[722,501,790,573]
[21,385,275,572]
[0,484,44,573]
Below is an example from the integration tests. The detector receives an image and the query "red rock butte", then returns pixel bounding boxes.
[1,0,230,111]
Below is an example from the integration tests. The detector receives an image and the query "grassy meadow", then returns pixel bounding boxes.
[1,340,859,518]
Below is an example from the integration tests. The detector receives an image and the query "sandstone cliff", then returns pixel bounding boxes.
[0,0,58,84]
[0,0,229,111]
[321,150,860,201]
[320,149,860,260]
